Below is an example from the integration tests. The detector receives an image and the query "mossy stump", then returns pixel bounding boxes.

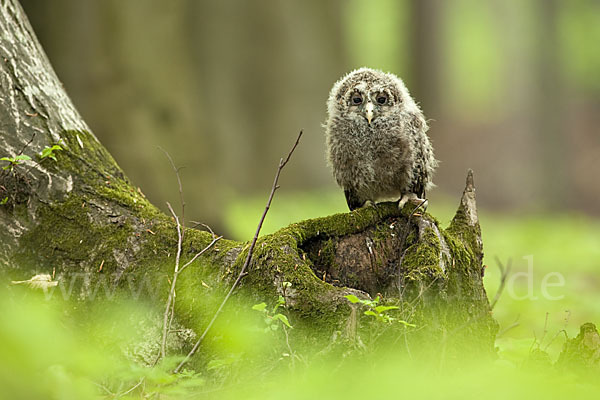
[1,0,497,364]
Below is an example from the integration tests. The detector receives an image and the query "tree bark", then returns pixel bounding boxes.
[1,0,497,362]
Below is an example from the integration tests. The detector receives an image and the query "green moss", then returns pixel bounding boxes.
[442,229,474,270]
[16,194,133,273]
[285,202,402,244]
[447,207,482,259]
[401,227,445,281]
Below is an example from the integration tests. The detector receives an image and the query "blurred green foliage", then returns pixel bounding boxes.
[561,0,600,92]
[1,275,598,399]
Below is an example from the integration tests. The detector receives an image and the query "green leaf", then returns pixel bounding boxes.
[0,157,11,162]
[364,310,377,317]
[344,294,361,304]
[374,305,399,313]
[397,320,417,328]
[40,145,62,161]
[251,302,267,312]
[0,197,7,205]
[14,155,31,161]
[272,313,292,328]
[273,295,285,312]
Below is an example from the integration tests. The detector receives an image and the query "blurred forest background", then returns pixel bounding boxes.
[5,0,600,382]
[20,0,600,234]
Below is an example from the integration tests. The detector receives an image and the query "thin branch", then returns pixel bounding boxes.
[490,257,512,310]
[160,203,222,360]
[157,148,190,361]
[118,378,144,398]
[173,130,303,374]
[161,201,183,359]
[496,315,520,338]
[159,147,186,231]
[189,221,216,237]
[179,236,222,274]
[543,329,568,351]
[17,132,36,156]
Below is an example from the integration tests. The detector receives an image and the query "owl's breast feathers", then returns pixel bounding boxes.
[329,117,416,199]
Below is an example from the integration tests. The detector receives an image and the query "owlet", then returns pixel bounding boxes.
[324,67,437,211]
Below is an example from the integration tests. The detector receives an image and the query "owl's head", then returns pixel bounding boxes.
[327,67,420,127]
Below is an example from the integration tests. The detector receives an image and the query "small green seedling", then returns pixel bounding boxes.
[1,154,31,171]
[252,295,292,332]
[0,197,8,205]
[344,294,416,326]
[39,144,63,161]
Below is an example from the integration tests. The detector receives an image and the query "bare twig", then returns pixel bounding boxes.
[160,203,222,361]
[17,132,36,156]
[189,221,216,237]
[179,236,222,274]
[490,257,512,310]
[161,202,183,359]
[118,378,145,397]
[543,329,568,351]
[159,147,186,231]
[173,130,303,374]
[496,315,520,338]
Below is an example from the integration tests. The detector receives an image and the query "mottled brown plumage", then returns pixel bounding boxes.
[325,68,437,210]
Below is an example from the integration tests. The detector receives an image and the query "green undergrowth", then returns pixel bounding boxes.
[0,283,598,400]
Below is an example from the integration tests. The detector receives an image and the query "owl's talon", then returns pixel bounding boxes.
[399,194,428,212]
[363,200,378,209]
[398,193,417,209]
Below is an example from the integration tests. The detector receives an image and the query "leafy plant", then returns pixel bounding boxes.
[112,357,205,398]
[39,144,63,161]
[344,294,415,326]
[1,154,31,171]
[252,295,292,332]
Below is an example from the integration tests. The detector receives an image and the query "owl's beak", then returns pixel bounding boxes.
[365,102,374,125]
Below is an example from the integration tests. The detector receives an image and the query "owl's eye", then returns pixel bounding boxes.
[376,93,388,105]
[351,93,363,105]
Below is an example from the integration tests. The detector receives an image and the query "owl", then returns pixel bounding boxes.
[325,67,437,211]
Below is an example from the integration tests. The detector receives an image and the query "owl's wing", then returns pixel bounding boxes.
[344,188,363,211]
[406,112,433,199]
[410,163,427,199]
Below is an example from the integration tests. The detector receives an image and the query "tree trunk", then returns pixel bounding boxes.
[0,0,497,363]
